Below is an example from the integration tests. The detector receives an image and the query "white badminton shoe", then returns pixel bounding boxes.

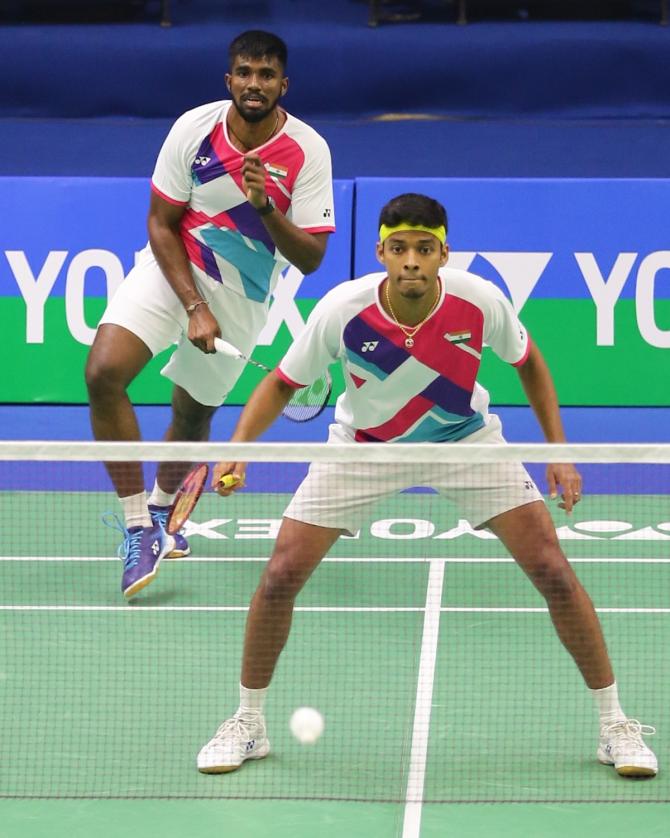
[597,718,658,777]
[197,711,270,774]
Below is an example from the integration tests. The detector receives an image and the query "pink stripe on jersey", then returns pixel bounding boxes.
[356,294,483,393]
[261,133,305,196]
[182,208,216,230]
[151,182,188,206]
[302,225,336,234]
[355,392,436,443]
[276,367,304,388]
[207,124,307,216]
[512,335,532,367]
[182,234,208,273]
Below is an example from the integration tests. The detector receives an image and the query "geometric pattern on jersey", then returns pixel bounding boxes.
[180,123,306,303]
[343,294,486,443]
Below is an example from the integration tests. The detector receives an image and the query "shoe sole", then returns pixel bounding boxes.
[123,535,176,599]
[598,756,657,778]
[165,547,191,559]
[198,744,270,774]
[615,765,657,778]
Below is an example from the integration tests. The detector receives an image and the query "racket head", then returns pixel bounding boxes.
[166,463,209,534]
[282,370,333,423]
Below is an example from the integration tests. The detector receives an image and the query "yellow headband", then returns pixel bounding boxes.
[379,223,447,245]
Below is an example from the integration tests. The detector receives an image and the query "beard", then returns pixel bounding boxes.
[398,278,431,300]
[232,93,279,124]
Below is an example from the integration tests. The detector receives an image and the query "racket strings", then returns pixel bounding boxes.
[283,372,332,422]
[166,463,209,534]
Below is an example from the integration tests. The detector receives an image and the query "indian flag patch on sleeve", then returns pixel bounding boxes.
[445,330,472,345]
[266,162,288,179]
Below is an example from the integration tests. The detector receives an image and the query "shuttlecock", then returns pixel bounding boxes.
[289,706,324,745]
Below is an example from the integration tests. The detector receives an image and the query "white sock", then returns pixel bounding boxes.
[148,480,176,508]
[239,683,267,716]
[120,491,151,529]
[591,681,626,726]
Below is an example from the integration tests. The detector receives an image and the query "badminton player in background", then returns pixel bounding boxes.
[84,30,335,599]
[197,192,657,779]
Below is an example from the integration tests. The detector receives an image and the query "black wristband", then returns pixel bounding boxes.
[256,196,275,216]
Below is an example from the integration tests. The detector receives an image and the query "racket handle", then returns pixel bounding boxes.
[219,473,239,489]
[214,337,244,359]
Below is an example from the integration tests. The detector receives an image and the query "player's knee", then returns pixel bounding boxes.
[530,554,579,602]
[84,354,127,401]
[171,403,215,440]
[260,554,307,603]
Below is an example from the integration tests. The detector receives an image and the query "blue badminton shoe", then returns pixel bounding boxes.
[120,521,175,599]
[103,513,175,598]
[148,504,191,558]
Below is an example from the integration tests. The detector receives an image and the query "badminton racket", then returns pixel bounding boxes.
[214,337,331,422]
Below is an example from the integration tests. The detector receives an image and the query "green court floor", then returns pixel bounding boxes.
[0,490,667,836]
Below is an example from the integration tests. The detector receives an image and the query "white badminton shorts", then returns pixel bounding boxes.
[283,417,544,533]
[98,247,268,406]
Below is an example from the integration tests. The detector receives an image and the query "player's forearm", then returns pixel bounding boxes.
[231,374,294,442]
[148,219,203,309]
[516,344,567,443]
[260,211,327,274]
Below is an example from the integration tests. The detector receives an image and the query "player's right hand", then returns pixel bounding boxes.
[212,461,247,496]
[187,305,221,354]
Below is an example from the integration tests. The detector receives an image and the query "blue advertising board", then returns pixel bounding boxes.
[0,176,354,403]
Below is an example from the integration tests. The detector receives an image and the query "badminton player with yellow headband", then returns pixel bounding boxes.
[198,192,657,779]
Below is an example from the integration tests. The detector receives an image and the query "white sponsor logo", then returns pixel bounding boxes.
[5,249,670,349]
[183,517,670,542]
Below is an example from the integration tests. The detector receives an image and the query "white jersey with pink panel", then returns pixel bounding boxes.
[277,268,530,443]
[150,100,335,303]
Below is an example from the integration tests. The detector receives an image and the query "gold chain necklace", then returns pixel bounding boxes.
[384,279,441,348]
[228,112,279,151]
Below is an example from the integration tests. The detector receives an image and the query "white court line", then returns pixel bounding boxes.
[1,556,670,564]
[0,605,667,613]
[0,605,423,612]
[402,560,445,838]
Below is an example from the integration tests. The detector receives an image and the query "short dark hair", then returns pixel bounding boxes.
[378,193,448,235]
[228,30,288,71]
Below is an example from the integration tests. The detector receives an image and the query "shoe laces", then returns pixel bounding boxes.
[602,719,656,748]
[101,512,143,568]
[150,505,183,537]
[212,712,264,744]
[150,506,169,529]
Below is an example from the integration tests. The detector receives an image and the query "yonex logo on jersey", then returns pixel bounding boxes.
[361,341,378,352]
[194,156,211,166]
[323,208,332,218]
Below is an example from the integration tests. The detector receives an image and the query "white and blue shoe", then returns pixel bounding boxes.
[103,514,175,599]
[598,719,658,777]
[197,712,270,774]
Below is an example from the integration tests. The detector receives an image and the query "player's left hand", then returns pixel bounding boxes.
[241,153,268,209]
[212,461,247,496]
[546,463,582,514]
